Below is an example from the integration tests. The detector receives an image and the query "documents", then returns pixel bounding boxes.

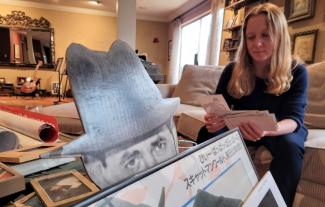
[201,95,278,131]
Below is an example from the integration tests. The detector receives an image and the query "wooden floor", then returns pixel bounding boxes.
[0,96,73,108]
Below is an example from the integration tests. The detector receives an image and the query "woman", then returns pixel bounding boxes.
[197,3,308,206]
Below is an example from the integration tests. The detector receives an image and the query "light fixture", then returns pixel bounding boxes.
[89,0,102,6]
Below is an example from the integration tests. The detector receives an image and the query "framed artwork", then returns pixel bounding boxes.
[0,77,5,84]
[0,162,25,198]
[31,170,99,207]
[55,57,64,73]
[77,129,258,207]
[223,38,232,50]
[17,77,26,86]
[242,171,286,207]
[0,142,66,163]
[285,0,315,23]
[292,29,318,63]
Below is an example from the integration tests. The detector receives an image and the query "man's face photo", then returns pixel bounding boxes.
[86,121,177,188]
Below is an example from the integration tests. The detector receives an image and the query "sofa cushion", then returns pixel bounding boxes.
[305,61,325,128]
[172,65,223,106]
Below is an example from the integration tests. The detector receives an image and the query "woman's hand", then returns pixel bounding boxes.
[239,121,268,141]
[204,113,226,133]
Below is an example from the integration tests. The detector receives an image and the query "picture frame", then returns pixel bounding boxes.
[242,171,286,207]
[77,129,259,207]
[223,38,232,50]
[285,0,315,23]
[0,162,25,198]
[13,192,44,207]
[0,142,66,163]
[16,77,27,86]
[31,170,99,207]
[292,29,318,63]
[55,57,64,73]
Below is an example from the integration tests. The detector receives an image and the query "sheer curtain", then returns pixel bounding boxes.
[166,18,181,84]
[206,0,224,66]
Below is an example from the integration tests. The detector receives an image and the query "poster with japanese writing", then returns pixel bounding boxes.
[82,129,258,207]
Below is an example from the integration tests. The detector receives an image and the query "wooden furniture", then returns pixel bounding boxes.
[220,0,262,64]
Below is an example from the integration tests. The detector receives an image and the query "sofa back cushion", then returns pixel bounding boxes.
[172,64,223,106]
[305,61,325,128]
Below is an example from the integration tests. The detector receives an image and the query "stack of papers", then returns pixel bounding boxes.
[202,95,278,131]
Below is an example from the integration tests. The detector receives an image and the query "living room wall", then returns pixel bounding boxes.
[0,3,168,91]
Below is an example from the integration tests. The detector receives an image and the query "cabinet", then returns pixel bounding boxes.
[219,0,262,65]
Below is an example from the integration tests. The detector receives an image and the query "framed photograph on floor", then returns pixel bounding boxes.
[285,0,315,23]
[76,129,258,207]
[0,162,25,198]
[242,171,286,207]
[31,170,99,207]
[13,192,44,207]
[292,29,318,63]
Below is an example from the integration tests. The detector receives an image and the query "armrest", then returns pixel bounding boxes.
[156,84,177,98]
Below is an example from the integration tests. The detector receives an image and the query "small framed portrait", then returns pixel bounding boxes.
[0,77,5,84]
[31,170,99,207]
[292,29,318,63]
[223,38,232,50]
[285,0,315,23]
[0,162,25,198]
[17,77,27,86]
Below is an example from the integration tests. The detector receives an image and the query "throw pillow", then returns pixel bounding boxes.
[305,61,325,128]
[172,65,223,106]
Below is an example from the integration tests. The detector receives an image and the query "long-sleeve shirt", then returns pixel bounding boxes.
[216,62,308,137]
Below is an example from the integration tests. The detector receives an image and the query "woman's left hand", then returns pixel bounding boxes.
[239,122,267,142]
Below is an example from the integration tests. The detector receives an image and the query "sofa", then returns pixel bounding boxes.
[157,62,325,207]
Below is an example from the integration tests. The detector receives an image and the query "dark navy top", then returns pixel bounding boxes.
[217,62,308,138]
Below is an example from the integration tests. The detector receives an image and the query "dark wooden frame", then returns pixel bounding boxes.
[292,29,318,63]
[285,0,315,23]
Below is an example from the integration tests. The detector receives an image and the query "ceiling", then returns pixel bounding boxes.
[4,0,206,22]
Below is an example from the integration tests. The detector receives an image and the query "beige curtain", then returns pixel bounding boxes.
[206,0,225,66]
[167,18,181,84]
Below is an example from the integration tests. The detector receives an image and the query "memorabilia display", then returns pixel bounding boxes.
[242,171,286,207]
[0,142,66,163]
[0,162,25,198]
[31,170,99,207]
[78,129,258,207]
[0,104,59,142]
[42,40,180,189]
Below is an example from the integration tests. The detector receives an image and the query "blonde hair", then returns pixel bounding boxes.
[228,3,293,98]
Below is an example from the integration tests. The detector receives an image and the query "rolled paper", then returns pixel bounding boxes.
[0,128,19,152]
[0,105,59,142]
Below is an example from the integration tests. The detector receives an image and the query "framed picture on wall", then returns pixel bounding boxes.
[292,29,318,63]
[285,0,316,23]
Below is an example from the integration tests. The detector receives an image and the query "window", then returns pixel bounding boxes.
[179,14,212,69]
[179,7,224,70]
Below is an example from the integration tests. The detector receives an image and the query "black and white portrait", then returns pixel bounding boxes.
[42,40,180,189]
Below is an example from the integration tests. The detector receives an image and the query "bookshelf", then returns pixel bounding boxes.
[219,0,263,65]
